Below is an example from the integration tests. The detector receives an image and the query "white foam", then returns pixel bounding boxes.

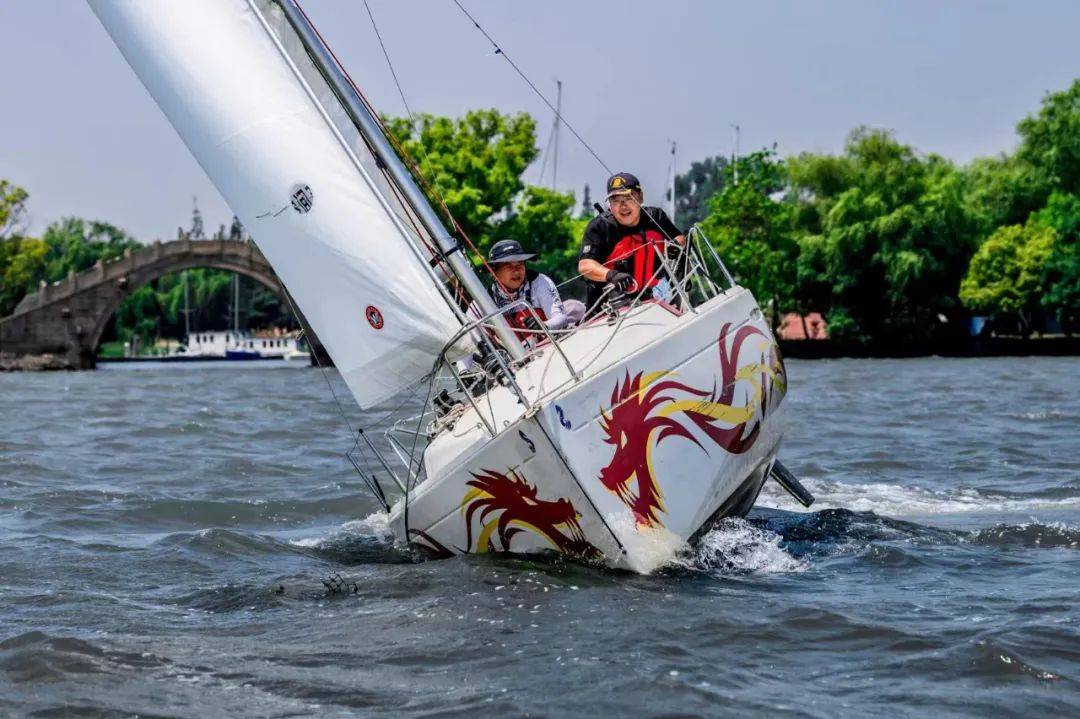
[342,511,392,540]
[288,511,392,548]
[1012,410,1073,421]
[679,517,806,573]
[606,513,688,574]
[756,477,1080,516]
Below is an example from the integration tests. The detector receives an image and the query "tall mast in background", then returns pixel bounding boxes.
[668,140,677,224]
[232,274,240,336]
[731,123,740,186]
[182,270,191,338]
[551,79,562,191]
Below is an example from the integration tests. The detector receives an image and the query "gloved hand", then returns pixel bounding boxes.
[605,269,635,293]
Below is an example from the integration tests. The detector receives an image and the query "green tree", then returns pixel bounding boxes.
[699,150,798,324]
[0,236,49,316]
[383,109,539,247]
[40,217,141,283]
[0,180,29,239]
[959,221,1056,333]
[0,180,44,315]
[494,185,582,280]
[111,284,163,346]
[788,128,978,344]
[786,151,857,235]
[1034,191,1080,330]
[963,154,1050,237]
[672,156,728,228]
[1018,79,1080,195]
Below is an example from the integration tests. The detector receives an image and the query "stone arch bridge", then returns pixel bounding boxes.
[0,238,314,369]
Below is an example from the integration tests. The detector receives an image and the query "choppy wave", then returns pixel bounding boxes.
[965,640,1063,682]
[670,510,1080,577]
[1009,410,1076,422]
[288,511,392,549]
[0,631,168,683]
[968,521,1080,549]
[158,527,297,557]
[757,477,1080,516]
[288,512,412,567]
[681,517,807,574]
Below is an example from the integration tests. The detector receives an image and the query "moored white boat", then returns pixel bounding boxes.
[170,330,307,360]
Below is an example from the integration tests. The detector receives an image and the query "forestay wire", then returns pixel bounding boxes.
[358,0,479,531]
[362,0,447,204]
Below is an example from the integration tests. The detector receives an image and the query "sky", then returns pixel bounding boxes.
[2,0,1079,241]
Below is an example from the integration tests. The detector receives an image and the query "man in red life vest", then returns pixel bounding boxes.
[578,172,685,310]
[485,239,585,343]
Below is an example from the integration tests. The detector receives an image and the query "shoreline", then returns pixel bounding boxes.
[3,337,1077,372]
[779,335,1080,359]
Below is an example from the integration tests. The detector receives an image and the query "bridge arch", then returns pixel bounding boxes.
[87,254,288,358]
[0,239,297,368]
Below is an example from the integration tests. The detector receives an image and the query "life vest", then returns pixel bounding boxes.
[488,271,549,342]
[604,228,666,292]
[507,305,548,341]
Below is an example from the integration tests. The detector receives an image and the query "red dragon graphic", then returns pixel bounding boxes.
[459,468,601,560]
[598,323,785,528]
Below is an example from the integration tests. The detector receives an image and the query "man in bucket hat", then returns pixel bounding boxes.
[484,239,585,342]
[577,172,684,310]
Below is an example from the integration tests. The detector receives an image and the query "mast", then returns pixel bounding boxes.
[669,140,677,224]
[233,274,240,336]
[551,79,561,191]
[731,123,740,186]
[182,270,191,338]
[274,0,524,361]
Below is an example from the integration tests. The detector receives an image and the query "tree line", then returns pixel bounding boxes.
[2,78,1077,350]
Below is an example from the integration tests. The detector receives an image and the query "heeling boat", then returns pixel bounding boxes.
[89,0,810,573]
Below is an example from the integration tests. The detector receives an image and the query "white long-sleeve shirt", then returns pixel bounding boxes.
[488,272,575,331]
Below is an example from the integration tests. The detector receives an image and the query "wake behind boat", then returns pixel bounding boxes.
[88,0,811,572]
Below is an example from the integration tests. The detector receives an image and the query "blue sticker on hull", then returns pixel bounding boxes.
[518,430,536,454]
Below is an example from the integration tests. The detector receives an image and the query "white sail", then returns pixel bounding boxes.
[87,0,464,407]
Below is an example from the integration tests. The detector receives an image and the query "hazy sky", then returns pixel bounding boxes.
[2,1,1079,240]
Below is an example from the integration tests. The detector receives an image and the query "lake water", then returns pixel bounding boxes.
[1,357,1077,717]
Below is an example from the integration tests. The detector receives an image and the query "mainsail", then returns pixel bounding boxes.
[88,0,468,407]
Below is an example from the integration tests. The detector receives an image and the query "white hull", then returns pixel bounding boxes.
[389,288,787,573]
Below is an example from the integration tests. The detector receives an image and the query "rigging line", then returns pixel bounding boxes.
[352,0,502,285]
[362,0,446,203]
[278,287,354,436]
[288,275,418,507]
[402,362,440,542]
[450,0,612,175]
[293,2,461,248]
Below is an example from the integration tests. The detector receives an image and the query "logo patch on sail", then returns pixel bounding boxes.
[365,305,384,330]
[290,183,314,214]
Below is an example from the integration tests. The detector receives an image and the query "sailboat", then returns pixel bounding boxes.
[87,0,811,573]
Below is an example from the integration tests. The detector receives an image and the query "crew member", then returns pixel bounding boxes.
[485,239,585,342]
[578,172,685,310]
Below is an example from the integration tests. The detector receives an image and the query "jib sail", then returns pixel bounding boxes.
[88,0,471,407]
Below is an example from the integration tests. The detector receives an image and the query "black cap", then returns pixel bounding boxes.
[605,172,642,199]
[487,239,536,264]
